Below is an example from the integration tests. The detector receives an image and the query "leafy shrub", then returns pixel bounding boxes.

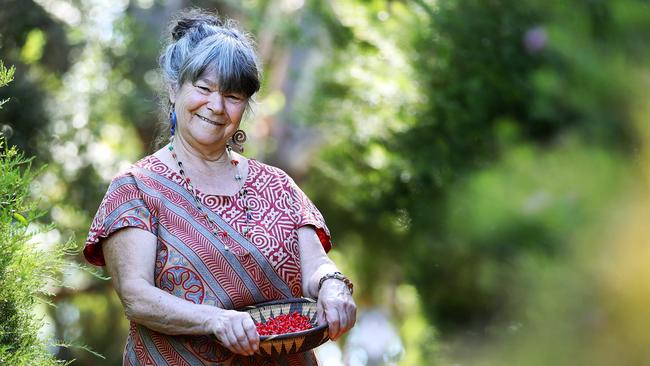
[0,139,72,365]
[0,61,69,366]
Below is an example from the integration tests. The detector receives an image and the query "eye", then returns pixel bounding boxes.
[225,94,245,101]
[193,84,211,93]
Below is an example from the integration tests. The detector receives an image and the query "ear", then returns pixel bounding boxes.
[168,84,177,104]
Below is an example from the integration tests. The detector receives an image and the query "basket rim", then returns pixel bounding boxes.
[237,297,317,310]
[237,297,329,342]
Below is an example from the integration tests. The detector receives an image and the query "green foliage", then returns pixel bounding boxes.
[414,137,629,328]
[0,138,72,365]
[0,59,77,363]
[0,61,15,87]
[401,0,646,330]
[300,0,650,334]
[0,61,15,110]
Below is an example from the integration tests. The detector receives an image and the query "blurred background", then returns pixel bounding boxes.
[1,0,650,365]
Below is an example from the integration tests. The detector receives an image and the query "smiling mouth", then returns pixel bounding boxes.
[196,114,222,126]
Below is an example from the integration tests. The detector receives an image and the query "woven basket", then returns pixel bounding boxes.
[239,297,329,357]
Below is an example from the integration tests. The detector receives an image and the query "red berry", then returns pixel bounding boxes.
[255,312,313,336]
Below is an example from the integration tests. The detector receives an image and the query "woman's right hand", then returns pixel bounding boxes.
[210,309,260,356]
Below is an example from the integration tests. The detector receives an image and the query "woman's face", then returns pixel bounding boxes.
[171,73,248,150]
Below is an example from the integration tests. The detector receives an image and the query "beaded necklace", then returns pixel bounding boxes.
[168,135,252,253]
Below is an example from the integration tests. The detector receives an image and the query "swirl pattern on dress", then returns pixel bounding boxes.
[144,158,170,175]
[202,193,228,209]
[243,191,267,213]
[159,266,205,304]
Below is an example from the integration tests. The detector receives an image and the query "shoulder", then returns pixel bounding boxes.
[248,159,297,185]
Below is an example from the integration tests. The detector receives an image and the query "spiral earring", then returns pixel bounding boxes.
[169,105,177,137]
[229,129,247,153]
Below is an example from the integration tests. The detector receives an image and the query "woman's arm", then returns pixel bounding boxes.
[102,227,259,355]
[298,226,356,341]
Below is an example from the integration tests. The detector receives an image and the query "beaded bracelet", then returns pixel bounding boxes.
[318,272,354,295]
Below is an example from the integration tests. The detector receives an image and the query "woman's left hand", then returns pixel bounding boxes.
[317,279,356,341]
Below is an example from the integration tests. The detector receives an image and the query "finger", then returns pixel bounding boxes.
[347,303,357,329]
[212,325,228,347]
[326,307,341,341]
[337,307,349,335]
[339,301,356,333]
[243,316,259,351]
[225,325,245,355]
[232,320,253,355]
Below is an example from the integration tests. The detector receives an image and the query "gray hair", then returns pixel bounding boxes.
[159,9,261,101]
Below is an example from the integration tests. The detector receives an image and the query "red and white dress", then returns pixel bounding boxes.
[84,156,331,366]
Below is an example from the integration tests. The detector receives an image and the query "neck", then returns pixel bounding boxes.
[172,135,229,168]
[168,135,246,197]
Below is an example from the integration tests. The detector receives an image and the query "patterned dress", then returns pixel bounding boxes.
[84,156,332,366]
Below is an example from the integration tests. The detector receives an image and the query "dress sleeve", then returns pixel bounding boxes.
[287,177,332,253]
[83,172,158,266]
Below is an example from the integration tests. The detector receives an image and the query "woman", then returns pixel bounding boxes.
[83,9,356,365]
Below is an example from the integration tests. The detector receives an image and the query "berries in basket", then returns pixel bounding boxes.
[239,298,329,356]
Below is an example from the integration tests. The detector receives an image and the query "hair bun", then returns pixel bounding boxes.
[171,9,223,41]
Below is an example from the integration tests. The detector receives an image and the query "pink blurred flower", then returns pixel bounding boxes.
[524,26,547,54]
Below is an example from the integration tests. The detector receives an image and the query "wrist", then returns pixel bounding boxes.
[317,272,353,296]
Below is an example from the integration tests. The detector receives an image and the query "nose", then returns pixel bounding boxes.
[206,92,225,114]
